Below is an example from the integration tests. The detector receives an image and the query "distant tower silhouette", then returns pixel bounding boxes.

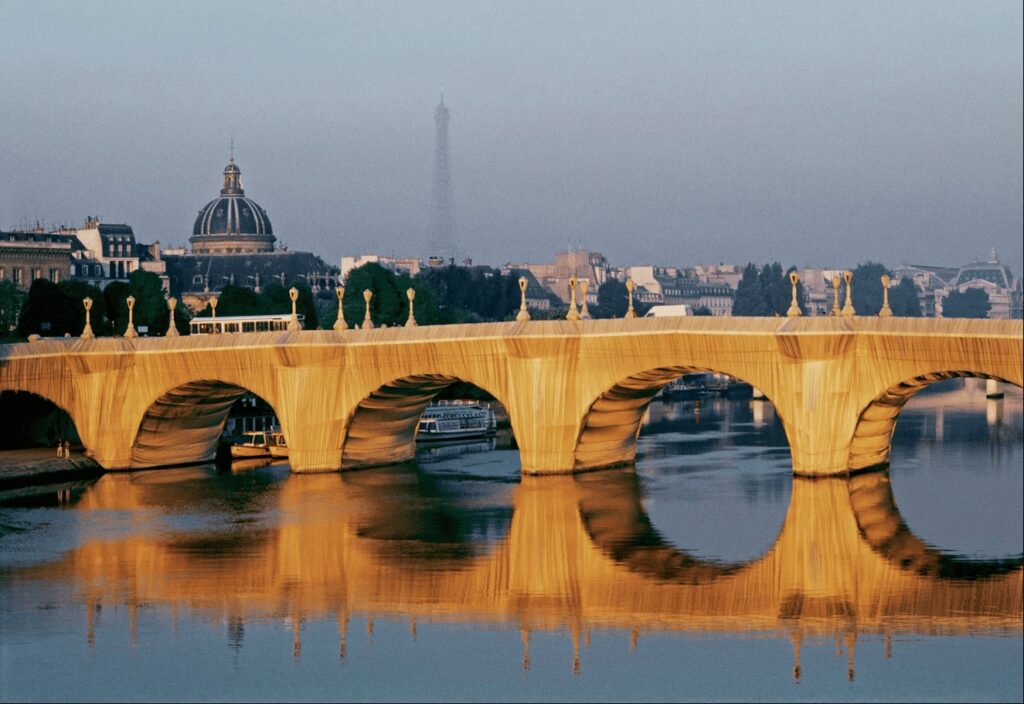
[429,94,457,261]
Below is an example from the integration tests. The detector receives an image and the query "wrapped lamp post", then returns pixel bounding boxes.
[124,295,138,338]
[81,297,95,339]
[841,271,856,317]
[786,271,802,317]
[625,279,638,319]
[166,297,180,337]
[362,290,374,329]
[287,287,301,331]
[566,277,581,321]
[516,277,531,321]
[405,288,417,327]
[333,287,348,331]
[878,275,893,317]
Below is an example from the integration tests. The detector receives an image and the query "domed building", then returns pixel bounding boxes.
[162,154,339,314]
[941,248,1022,319]
[190,158,275,255]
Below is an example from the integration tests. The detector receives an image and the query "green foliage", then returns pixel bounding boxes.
[692,306,713,316]
[0,281,26,339]
[732,263,805,316]
[942,288,991,319]
[889,277,921,317]
[17,278,108,338]
[192,278,319,329]
[416,265,520,323]
[596,279,629,318]
[848,262,887,316]
[214,285,266,316]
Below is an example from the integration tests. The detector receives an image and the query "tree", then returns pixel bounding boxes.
[849,262,887,316]
[103,280,131,335]
[732,263,770,316]
[214,284,267,317]
[1,281,26,340]
[942,288,991,319]
[889,277,921,317]
[343,262,410,327]
[691,306,713,316]
[733,262,804,316]
[597,279,629,318]
[416,265,520,323]
[17,279,107,338]
[125,270,170,335]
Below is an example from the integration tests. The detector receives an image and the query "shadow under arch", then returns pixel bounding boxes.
[0,388,81,450]
[342,373,513,470]
[573,468,763,584]
[131,379,281,469]
[575,365,785,471]
[848,469,1023,580]
[850,371,1019,470]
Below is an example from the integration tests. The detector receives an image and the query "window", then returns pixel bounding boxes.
[0,266,5,279]
[13,268,23,285]
[50,269,60,283]
[31,268,42,281]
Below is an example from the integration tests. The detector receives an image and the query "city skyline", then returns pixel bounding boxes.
[1,1,1021,273]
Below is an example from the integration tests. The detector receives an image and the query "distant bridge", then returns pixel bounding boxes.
[0,317,1020,476]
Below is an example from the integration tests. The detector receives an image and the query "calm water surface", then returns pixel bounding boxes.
[1,380,1021,702]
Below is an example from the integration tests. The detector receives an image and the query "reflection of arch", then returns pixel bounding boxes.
[131,380,279,468]
[848,470,1023,579]
[342,374,511,469]
[575,366,782,471]
[0,388,80,448]
[574,469,755,583]
[340,463,514,565]
[850,371,1018,470]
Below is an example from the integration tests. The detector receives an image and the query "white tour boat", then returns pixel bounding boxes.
[416,401,496,442]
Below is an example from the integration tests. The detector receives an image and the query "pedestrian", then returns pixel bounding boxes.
[57,438,64,458]
[63,439,71,459]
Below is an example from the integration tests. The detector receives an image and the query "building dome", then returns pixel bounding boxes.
[190,158,276,255]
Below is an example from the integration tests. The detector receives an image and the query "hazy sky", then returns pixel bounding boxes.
[2,1,1021,272]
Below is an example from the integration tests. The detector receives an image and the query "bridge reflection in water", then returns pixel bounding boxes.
[7,464,1021,680]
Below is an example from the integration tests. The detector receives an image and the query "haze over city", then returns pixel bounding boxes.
[1,0,1021,272]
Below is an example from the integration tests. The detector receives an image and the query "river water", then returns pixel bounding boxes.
[1,380,1021,702]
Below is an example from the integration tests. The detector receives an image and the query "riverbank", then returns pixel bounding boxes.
[0,448,104,491]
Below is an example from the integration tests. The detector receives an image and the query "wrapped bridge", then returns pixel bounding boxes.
[1,316,1020,476]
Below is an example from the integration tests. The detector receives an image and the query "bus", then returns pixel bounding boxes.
[189,313,303,335]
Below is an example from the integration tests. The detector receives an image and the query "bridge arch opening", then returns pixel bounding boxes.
[0,390,81,455]
[574,366,786,472]
[850,371,1020,471]
[574,469,764,584]
[341,375,515,472]
[131,381,282,469]
[849,469,1022,579]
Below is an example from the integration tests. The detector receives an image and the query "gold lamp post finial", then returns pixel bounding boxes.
[124,295,138,338]
[831,274,841,316]
[786,271,802,317]
[209,296,218,318]
[841,271,856,317]
[879,274,893,317]
[579,280,592,320]
[625,278,638,319]
[405,288,417,327]
[566,277,581,320]
[516,276,531,321]
[81,297,94,339]
[362,289,374,329]
[165,297,179,336]
[287,287,301,331]
[333,286,348,331]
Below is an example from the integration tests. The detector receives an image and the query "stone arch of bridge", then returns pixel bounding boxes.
[0,387,82,450]
[573,469,766,584]
[849,370,1021,471]
[341,373,515,470]
[130,378,283,469]
[848,469,1022,579]
[573,364,785,472]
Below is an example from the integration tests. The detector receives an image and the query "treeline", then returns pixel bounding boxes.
[731,261,929,317]
[15,271,190,338]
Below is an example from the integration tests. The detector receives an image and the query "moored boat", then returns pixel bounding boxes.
[230,431,272,459]
[416,401,496,442]
[269,431,288,459]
